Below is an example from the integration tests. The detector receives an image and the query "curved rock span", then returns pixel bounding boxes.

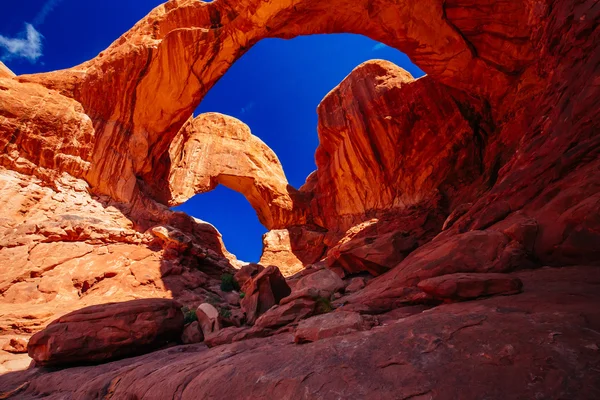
[0,0,599,398]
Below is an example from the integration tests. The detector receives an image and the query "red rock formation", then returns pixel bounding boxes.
[13,0,525,205]
[294,311,376,344]
[0,62,15,79]
[306,61,485,237]
[2,267,599,399]
[181,321,204,344]
[0,0,598,397]
[27,299,184,367]
[240,266,291,324]
[259,227,326,276]
[168,113,307,229]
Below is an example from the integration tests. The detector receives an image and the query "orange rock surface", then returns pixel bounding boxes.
[0,0,599,397]
[168,113,307,229]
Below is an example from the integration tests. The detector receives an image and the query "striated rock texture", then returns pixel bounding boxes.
[0,62,15,79]
[13,0,526,205]
[0,0,599,397]
[417,273,524,302]
[306,61,485,237]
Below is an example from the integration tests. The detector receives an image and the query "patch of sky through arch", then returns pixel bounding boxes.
[175,34,425,262]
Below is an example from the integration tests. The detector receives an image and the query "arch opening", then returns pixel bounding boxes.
[171,33,424,262]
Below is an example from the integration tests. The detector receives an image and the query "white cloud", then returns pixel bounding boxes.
[372,43,388,52]
[33,0,65,26]
[0,0,64,63]
[0,24,43,62]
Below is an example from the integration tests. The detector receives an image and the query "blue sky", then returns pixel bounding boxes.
[3,1,423,262]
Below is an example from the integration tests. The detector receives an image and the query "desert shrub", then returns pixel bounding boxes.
[220,273,240,292]
[181,306,197,324]
[315,296,334,314]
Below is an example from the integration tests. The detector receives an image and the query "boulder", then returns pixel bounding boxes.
[234,263,265,288]
[326,229,418,276]
[196,303,221,337]
[240,266,291,324]
[181,321,204,344]
[255,297,318,330]
[418,273,524,301]
[204,327,248,348]
[2,338,28,354]
[293,268,344,298]
[294,311,376,343]
[345,277,367,293]
[27,299,184,367]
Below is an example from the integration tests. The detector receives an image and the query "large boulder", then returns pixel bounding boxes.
[234,263,265,288]
[254,297,318,330]
[240,266,291,324]
[293,268,344,298]
[195,303,221,338]
[27,299,184,367]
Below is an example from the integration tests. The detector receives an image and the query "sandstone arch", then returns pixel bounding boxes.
[16,0,536,207]
[168,112,308,230]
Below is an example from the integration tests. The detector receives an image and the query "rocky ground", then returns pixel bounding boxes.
[0,0,599,398]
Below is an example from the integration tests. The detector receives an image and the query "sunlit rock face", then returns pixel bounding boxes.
[167,112,308,230]
[0,0,599,397]
[305,60,486,239]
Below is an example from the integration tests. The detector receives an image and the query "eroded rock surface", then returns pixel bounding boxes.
[240,266,291,324]
[2,267,599,399]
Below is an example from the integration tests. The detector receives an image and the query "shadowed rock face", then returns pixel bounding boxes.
[0,0,599,396]
[2,267,600,399]
[27,299,184,367]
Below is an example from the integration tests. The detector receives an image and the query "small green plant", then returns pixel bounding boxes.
[220,273,240,292]
[315,296,334,314]
[181,306,197,324]
[239,292,245,299]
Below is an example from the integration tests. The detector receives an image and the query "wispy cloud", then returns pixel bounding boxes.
[0,24,43,62]
[33,0,65,26]
[372,43,388,52]
[0,0,64,63]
